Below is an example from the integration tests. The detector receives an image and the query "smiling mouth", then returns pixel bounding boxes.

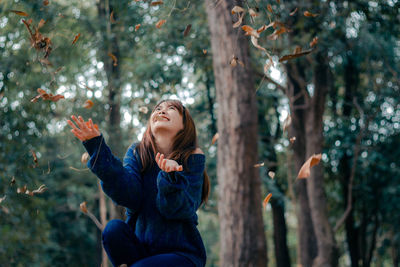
[154,115,170,122]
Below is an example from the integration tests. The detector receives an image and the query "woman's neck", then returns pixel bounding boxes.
[154,134,173,157]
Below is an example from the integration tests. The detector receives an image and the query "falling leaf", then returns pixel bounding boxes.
[211,133,219,145]
[249,8,258,17]
[31,88,64,102]
[138,106,148,114]
[304,11,319,17]
[263,193,272,210]
[155,19,166,29]
[289,7,298,16]
[10,10,29,16]
[310,36,318,47]
[110,11,116,23]
[257,24,267,34]
[202,49,207,54]
[233,13,244,28]
[279,47,315,62]
[22,19,52,59]
[183,24,192,37]
[31,149,39,167]
[31,184,47,195]
[72,33,81,45]
[263,57,274,74]
[241,25,259,38]
[290,136,296,143]
[150,0,163,6]
[80,201,88,214]
[277,0,280,3]
[251,36,266,52]
[254,162,265,168]
[81,152,90,164]
[268,171,275,179]
[43,0,49,6]
[38,19,46,29]
[17,185,27,194]
[83,99,94,109]
[0,195,6,204]
[231,6,245,14]
[297,154,322,179]
[267,27,290,40]
[229,55,244,68]
[283,114,292,132]
[10,177,16,186]
[108,52,118,66]
[267,4,273,13]
[135,24,141,31]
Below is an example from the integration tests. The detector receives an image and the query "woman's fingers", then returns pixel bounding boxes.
[156,152,160,164]
[78,116,88,130]
[71,129,85,141]
[71,115,84,129]
[67,119,80,131]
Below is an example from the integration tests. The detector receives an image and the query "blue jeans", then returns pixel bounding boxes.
[102,219,195,267]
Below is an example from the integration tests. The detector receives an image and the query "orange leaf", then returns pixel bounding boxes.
[263,193,272,210]
[254,162,265,168]
[80,201,88,213]
[38,19,46,29]
[289,136,296,143]
[267,4,273,13]
[310,36,318,47]
[83,99,94,109]
[202,49,207,54]
[249,8,258,17]
[108,52,118,66]
[251,36,266,52]
[289,7,298,16]
[150,0,164,6]
[297,154,322,179]
[304,11,319,17]
[110,11,117,23]
[211,133,219,145]
[135,24,141,31]
[183,24,192,37]
[241,25,259,38]
[10,10,29,16]
[31,149,38,167]
[155,19,166,29]
[279,47,315,62]
[72,33,81,45]
[43,0,49,6]
[231,6,245,14]
[233,13,244,28]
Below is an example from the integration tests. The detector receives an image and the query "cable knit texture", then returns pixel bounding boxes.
[82,135,206,267]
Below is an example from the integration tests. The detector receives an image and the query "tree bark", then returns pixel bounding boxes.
[205,0,267,266]
[271,199,291,267]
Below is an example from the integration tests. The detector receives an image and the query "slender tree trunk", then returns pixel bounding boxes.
[98,181,108,267]
[205,0,267,266]
[271,199,291,267]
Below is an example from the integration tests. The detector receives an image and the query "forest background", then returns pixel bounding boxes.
[0,0,399,266]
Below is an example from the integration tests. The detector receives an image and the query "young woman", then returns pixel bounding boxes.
[67,99,210,267]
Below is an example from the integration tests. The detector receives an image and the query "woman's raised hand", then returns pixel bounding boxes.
[67,115,101,142]
[156,152,183,172]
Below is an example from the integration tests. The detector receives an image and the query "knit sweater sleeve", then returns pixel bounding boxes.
[82,135,143,211]
[156,154,205,220]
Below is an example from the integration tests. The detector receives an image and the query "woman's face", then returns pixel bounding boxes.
[150,101,184,138]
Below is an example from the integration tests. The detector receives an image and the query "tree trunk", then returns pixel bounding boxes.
[98,181,108,267]
[271,199,291,267]
[205,0,267,266]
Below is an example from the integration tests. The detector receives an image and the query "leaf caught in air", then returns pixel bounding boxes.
[10,10,29,16]
[241,25,259,38]
[297,154,322,179]
[263,193,272,210]
[135,24,141,31]
[31,184,47,195]
[268,171,275,179]
[310,36,318,47]
[80,201,88,214]
[110,11,117,23]
[249,8,258,17]
[17,185,27,194]
[289,7,298,16]
[43,0,49,6]
[230,55,244,67]
[278,47,315,62]
[268,27,290,40]
[304,11,319,17]
[22,19,52,59]
[81,152,90,165]
[202,49,207,54]
[10,177,16,186]
[31,149,39,167]
[108,52,118,66]
[289,136,296,143]
[231,6,245,14]
[30,88,64,102]
[233,12,245,28]
[283,114,292,132]
[257,24,267,34]
[150,0,164,6]
[156,19,166,29]
[267,4,273,13]
[83,99,94,109]
[72,33,81,45]
[0,195,6,204]
[263,57,274,74]
[183,24,192,37]
[251,36,266,52]
[38,19,46,30]
[138,106,149,114]
[254,162,265,168]
[211,133,219,145]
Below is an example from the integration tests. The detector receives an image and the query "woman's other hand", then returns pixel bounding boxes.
[155,152,183,172]
[67,115,100,141]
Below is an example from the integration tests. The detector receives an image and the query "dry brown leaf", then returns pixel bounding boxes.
[310,36,318,47]
[80,201,88,214]
[263,57,274,74]
[156,19,166,29]
[290,7,298,16]
[22,19,52,58]
[183,24,192,37]
[251,36,266,52]
[231,6,245,14]
[202,49,207,54]
[138,106,149,114]
[31,88,64,103]
[233,13,244,28]
[72,33,81,45]
[135,24,141,31]
[83,99,94,109]
[10,177,16,186]
[279,47,315,62]
[268,27,290,40]
[108,52,118,66]
[290,136,296,143]
[263,193,272,210]
[267,4,273,13]
[297,154,322,179]
[31,149,39,167]
[110,11,117,23]
[10,10,29,16]
[43,0,49,6]
[254,162,265,168]
[0,195,6,204]
[31,184,47,195]
[257,25,267,34]
[211,133,219,145]
[304,11,319,17]
[283,114,292,132]
[17,185,27,194]
[81,152,90,164]
[268,171,275,179]
[150,0,164,6]
[249,8,258,17]
[38,19,46,30]
[242,25,259,38]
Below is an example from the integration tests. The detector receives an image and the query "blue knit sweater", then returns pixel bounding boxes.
[82,135,206,267]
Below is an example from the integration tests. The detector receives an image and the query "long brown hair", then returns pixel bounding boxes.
[136,99,210,205]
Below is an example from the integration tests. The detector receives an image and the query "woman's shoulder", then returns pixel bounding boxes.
[192,147,204,155]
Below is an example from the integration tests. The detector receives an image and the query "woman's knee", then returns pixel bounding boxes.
[102,219,129,243]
